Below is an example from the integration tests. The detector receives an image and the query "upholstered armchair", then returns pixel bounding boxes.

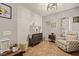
[56,32,79,52]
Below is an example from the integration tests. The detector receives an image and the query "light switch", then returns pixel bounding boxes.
[2,31,12,36]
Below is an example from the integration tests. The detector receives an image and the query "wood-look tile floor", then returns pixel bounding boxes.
[23,40,79,56]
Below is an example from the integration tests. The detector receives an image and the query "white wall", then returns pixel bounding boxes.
[1,3,79,44]
[0,3,42,46]
[0,3,17,45]
[42,7,79,39]
[17,5,42,43]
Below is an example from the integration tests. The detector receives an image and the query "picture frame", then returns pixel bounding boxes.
[73,16,79,23]
[0,3,12,19]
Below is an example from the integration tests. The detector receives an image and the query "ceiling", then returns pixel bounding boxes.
[21,3,79,16]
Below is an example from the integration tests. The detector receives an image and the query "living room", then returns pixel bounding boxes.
[0,3,79,56]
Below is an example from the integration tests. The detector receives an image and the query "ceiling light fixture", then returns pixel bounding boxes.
[47,3,57,11]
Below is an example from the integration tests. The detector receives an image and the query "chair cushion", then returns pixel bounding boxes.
[66,32,77,40]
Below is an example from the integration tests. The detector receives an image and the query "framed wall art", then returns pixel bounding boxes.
[0,3,12,19]
[73,16,79,23]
